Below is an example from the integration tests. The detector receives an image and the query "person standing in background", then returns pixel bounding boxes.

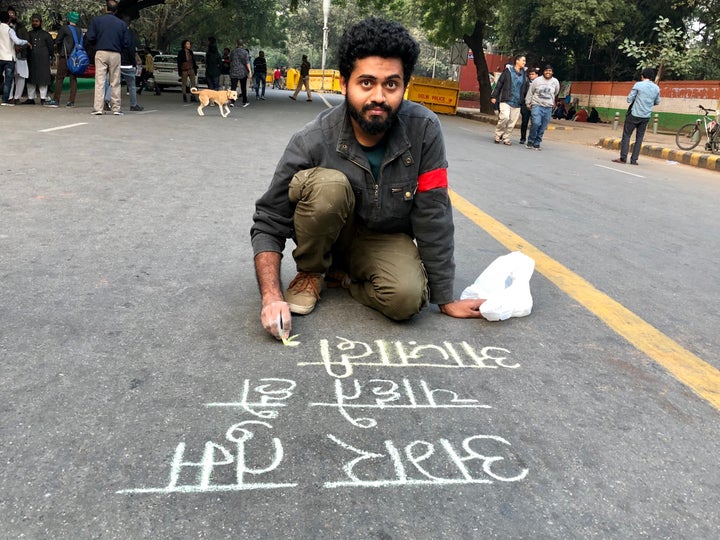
[141,46,161,95]
[176,39,197,103]
[205,37,221,91]
[273,66,281,89]
[0,9,30,106]
[253,49,267,100]
[490,54,528,145]
[519,67,539,145]
[229,40,251,107]
[117,38,142,111]
[26,13,56,106]
[85,0,132,115]
[612,67,661,166]
[7,6,29,105]
[219,47,231,89]
[525,64,560,150]
[52,11,82,107]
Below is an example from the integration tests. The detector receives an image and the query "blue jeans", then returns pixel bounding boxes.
[253,72,266,97]
[206,75,219,90]
[1,60,15,102]
[620,114,650,163]
[104,68,138,107]
[528,105,553,147]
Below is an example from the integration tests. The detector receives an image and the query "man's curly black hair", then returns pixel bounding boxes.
[338,18,419,85]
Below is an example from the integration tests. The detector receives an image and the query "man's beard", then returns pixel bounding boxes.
[346,95,398,136]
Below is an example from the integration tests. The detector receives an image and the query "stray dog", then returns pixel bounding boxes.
[190,87,238,117]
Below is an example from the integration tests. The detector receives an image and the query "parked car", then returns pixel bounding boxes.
[152,52,206,90]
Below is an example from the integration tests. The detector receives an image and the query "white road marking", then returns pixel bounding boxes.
[594,164,645,178]
[38,123,88,133]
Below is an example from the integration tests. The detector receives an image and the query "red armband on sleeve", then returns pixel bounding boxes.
[417,168,448,192]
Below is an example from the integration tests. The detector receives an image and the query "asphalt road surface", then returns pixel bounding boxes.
[2,89,719,539]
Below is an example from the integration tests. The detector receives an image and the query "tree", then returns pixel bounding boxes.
[128,0,285,53]
[618,16,704,80]
[495,0,694,81]
[683,0,720,78]
[409,0,496,113]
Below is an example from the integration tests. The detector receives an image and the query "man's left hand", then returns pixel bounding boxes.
[439,299,485,319]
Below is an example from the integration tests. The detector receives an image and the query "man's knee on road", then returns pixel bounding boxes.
[289,167,355,221]
[355,275,427,321]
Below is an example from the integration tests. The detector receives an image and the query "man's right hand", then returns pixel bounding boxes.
[254,251,289,340]
[261,300,291,340]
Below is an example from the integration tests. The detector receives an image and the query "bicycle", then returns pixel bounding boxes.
[675,104,720,153]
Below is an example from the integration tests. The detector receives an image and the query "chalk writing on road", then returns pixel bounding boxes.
[299,337,517,378]
[325,434,529,488]
[309,378,492,428]
[116,338,529,495]
[206,378,296,419]
[117,420,297,494]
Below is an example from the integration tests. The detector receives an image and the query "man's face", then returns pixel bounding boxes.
[341,56,405,137]
[543,68,553,79]
[529,71,538,81]
[515,56,526,70]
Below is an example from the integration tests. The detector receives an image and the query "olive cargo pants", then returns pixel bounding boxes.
[288,167,428,320]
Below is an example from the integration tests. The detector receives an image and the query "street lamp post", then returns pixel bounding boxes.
[321,0,331,91]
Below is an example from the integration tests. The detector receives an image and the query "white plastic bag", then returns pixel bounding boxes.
[460,251,535,321]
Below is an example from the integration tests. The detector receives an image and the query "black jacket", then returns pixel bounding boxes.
[251,101,455,304]
[491,65,529,106]
[176,48,197,74]
[54,24,83,58]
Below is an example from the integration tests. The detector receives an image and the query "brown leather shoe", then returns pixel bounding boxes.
[284,272,323,314]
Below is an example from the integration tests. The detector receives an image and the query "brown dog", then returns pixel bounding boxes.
[190,87,238,117]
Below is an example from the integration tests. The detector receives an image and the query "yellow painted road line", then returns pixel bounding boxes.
[450,189,720,411]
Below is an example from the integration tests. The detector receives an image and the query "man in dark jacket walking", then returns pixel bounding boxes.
[252,49,267,99]
[490,54,528,145]
[251,18,485,342]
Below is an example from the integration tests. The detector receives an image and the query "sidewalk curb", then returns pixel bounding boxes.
[598,137,720,171]
[456,109,719,172]
[456,109,576,130]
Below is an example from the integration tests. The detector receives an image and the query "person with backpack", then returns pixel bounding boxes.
[53,11,83,107]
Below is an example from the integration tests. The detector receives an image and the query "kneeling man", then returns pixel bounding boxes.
[251,17,485,340]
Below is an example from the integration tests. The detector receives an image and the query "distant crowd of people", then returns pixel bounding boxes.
[1,0,309,113]
[489,53,659,154]
[552,101,603,123]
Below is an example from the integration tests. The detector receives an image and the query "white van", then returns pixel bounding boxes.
[152,52,206,90]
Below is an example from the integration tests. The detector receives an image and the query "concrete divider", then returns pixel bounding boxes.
[598,138,720,171]
[457,108,720,172]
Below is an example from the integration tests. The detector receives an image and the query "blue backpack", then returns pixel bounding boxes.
[67,26,90,75]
